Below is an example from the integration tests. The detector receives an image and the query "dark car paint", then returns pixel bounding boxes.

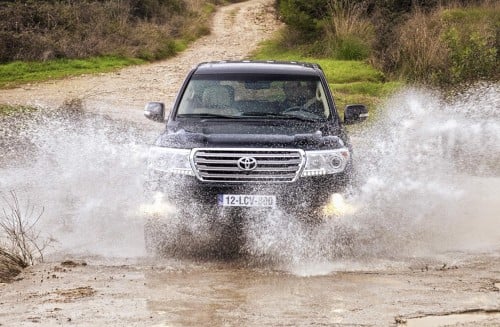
[149,61,355,213]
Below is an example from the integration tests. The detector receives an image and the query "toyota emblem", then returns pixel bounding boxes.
[237,157,258,171]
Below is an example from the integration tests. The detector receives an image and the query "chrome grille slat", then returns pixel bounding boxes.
[196,152,301,159]
[192,148,305,183]
[196,158,302,165]
[198,166,297,172]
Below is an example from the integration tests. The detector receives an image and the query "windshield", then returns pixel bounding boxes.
[176,74,331,121]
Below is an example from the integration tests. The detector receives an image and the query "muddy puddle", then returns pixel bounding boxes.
[145,264,407,326]
[400,311,500,327]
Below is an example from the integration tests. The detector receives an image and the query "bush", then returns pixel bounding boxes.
[0,191,52,282]
[333,36,371,60]
[443,28,497,84]
[276,0,329,36]
[440,7,499,84]
[390,9,447,82]
[363,0,499,85]
[322,0,374,59]
[392,4,499,85]
[0,0,215,63]
[130,0,186,21]
[275,0,499,85]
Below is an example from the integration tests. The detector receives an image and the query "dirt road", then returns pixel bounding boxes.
[1,0,499,326]
[0,253,498,326]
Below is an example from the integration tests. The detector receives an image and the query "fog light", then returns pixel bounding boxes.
[322,193,357,216]
[139,192,177,217]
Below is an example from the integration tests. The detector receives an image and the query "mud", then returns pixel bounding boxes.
[0,252,498,326]
[0,0,499,326]
[401,311,500,327]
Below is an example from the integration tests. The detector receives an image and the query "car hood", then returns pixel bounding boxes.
[155,120,347,150]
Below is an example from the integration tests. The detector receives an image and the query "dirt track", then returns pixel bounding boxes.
[0,253,498,326]
[0,1,499,326]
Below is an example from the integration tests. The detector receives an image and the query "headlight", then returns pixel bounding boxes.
[301,148,350,177]
[148,147,194,176]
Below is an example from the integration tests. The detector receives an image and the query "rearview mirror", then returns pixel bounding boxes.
[344,104,368,125]
[144,102,165,122]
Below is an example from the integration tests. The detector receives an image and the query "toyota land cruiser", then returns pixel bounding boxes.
[144,61,367,220]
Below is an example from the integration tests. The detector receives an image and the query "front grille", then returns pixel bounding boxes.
[191,148,305,183]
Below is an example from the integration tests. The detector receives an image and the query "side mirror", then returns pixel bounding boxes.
[344,104,368,125]
[144,102,165,122]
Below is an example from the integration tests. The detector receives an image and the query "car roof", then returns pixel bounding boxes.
[193,60,324,76]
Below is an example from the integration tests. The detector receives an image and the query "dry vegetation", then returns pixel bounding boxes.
[276,0,499,86]
[322,0,374,60]
[0,0,239,63]
[391,2,499,85]
[0,191,52,283]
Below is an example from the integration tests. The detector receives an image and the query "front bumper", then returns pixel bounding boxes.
[145,170,350,210]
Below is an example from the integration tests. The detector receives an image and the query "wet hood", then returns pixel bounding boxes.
[156,119,347,150]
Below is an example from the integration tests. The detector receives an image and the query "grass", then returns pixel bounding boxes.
[0,104,17,115]
[252,39,403,115]
[0,56,145,89]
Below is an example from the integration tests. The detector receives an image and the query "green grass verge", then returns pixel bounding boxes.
[251,39,403,115]
[0,56,145,89]
[0,104,36,116]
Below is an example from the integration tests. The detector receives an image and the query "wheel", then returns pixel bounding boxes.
[143,216,168,256]
[143,205,245,259]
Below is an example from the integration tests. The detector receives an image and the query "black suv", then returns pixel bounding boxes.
[144,61,367,219]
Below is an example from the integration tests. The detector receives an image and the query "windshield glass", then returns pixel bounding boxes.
[177,74,331,120]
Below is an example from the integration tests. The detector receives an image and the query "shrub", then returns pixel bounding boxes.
[130,0,186,21]
[0,0,217,63]
[322,0,374,59]
[440,6,499,84]
[390,9,447,82]
[333,36,371,60]
[276,0,329,36]
[443,28,497,84]
[392,4,499,85]
[0,191,52,282]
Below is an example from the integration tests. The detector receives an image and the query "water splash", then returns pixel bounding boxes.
[350,84,500,254]
[0,108,154,257]
[1,84,499,268]
[242,83,500,270]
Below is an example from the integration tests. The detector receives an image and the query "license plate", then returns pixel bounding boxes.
[218,194,276,208]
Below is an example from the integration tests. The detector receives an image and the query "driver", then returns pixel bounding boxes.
[282,81,323,116]
[282,81,307,109]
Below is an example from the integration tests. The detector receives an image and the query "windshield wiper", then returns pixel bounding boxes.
[283,115,321,122]
[241,111,320,122]
[241,112,283,118]
[176,113,239,119]
[178,112,321,122]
